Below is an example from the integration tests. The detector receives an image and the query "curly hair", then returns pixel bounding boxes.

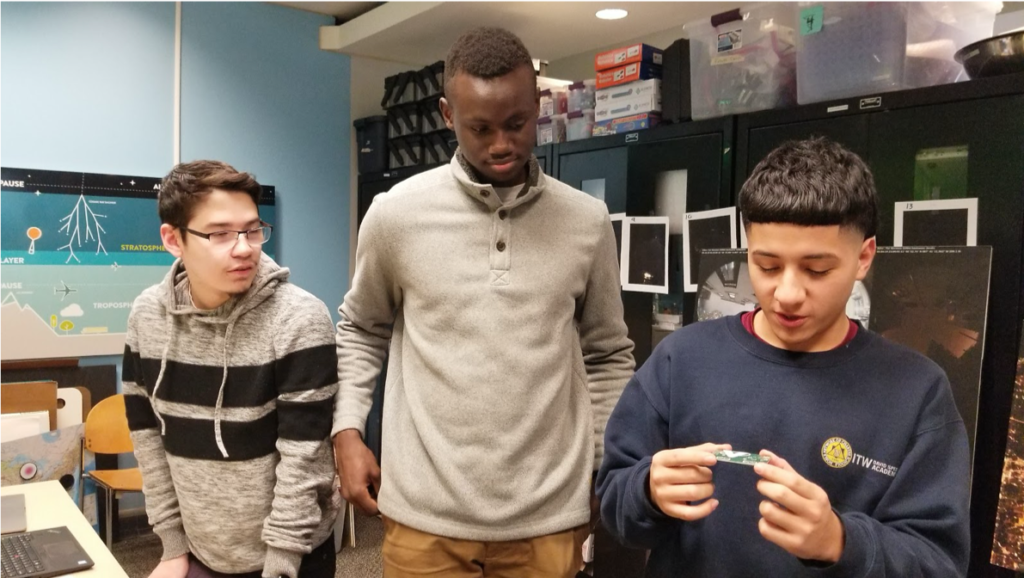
[444,27,534,98]
[739,137,879,239]
[158,160,262,230]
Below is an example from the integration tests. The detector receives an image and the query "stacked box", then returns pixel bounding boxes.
[594,43,663,70]
[594,79,662,123]
[590,43,664,136]
[592,113,661,136]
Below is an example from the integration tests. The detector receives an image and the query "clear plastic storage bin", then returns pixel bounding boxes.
[536,114,567,146]
[566,109,595,141]
[796,2,1001,104]
[567,80,597,113]
[540,89,568,117]
[685,3,798,120]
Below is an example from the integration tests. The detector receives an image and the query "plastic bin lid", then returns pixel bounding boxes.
[353,115,387,128]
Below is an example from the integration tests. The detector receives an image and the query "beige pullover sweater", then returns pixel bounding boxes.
[333,154,635,540]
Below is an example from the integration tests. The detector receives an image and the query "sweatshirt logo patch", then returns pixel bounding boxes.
[821,437,853,468]
[820,437,900,477]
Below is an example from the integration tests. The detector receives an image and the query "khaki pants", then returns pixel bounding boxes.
[382,517,589,578]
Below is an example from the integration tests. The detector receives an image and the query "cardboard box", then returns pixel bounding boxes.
[596,79,662,122]
[595,43,663,71]
[595,92,661,122]
[0,381,58,430]
[596,79,660,106]
[592,113,661,136]
[595,61,662,90]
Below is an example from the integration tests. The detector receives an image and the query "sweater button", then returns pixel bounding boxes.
[496,241,506,252]
[498,210,507,220]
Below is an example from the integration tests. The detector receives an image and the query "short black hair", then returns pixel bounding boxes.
[158,160,261,229]
[444,27,533,98]
[739,137,879,239]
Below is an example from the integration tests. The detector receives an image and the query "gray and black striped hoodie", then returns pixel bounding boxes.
[123,254,340,578]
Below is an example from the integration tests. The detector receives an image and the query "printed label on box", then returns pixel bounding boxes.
[711,54,745,66]
[717,29,742,53]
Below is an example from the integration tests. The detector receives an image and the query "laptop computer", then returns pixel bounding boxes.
[1,494,95,577]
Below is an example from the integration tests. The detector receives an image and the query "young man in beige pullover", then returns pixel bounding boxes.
[333,27,635,577]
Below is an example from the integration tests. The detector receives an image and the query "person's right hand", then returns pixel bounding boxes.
[334,428,382,515]
[147,554,188,578]
[648,442,731,521]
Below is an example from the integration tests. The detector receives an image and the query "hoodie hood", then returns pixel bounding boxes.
[150,253,289,458]
[162,252,289,322]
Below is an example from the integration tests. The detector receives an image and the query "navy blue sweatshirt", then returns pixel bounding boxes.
[597,315,970,577]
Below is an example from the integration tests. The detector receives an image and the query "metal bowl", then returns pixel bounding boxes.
[954,30,1024,79]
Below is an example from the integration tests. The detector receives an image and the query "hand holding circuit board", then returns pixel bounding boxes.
[650,445,845,563]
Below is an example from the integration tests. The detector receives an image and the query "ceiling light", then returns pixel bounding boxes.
[596,8,628,20]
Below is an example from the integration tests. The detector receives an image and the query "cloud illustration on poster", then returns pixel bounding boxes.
[60,304,84,317]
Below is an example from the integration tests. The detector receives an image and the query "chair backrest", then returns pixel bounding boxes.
[84,394,134,455]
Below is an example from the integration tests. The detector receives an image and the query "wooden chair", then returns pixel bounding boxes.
[83,394,143,549]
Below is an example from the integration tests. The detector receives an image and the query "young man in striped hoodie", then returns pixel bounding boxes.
[123,161,340,578]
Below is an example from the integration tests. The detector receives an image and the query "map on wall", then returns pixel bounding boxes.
[1,167,276,361]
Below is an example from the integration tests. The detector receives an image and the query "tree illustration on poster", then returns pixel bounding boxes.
[0,167,277,361]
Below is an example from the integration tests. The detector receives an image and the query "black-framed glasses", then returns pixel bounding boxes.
[182,222,273,247]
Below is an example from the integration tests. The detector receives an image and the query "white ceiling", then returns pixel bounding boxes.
[307,2,739,66]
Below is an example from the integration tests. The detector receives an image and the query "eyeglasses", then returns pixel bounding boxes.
[181,222,273,247]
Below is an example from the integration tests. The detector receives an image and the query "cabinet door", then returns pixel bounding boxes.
[358,178,398,228]
[743,115,870,186]
[625,134,726,363]
[867,96,1024,577]
[558,146,629,213]
[534,144,553,176]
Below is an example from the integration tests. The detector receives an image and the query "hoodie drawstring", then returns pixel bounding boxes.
[150,317,177,435]
[213,321,236,459]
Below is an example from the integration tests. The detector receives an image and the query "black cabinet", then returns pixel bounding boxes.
[559,145,629,211]
[534,144,553,175]
[736,74,1024,578]
[550,120,735,578]
[553,119,735,367]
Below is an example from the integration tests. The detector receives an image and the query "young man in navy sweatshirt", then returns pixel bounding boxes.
[597,137,970,577]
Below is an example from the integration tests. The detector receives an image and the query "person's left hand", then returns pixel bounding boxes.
[754,450,845,563]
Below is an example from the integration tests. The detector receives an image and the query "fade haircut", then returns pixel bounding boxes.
[158,160,262,230]
[739,137,879,239]
[444,27,534,99]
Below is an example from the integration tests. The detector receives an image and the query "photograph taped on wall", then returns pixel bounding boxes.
[864,246,992,462]
[893,198,978,247]
[738,211,748,249]
[0,167,276,360]
[621,216,669,294]
[695,248,756,322]
[683,207,737,293]
[991,319,1024,571]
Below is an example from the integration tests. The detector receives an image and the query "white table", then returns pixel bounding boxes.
[1,480,129,577]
